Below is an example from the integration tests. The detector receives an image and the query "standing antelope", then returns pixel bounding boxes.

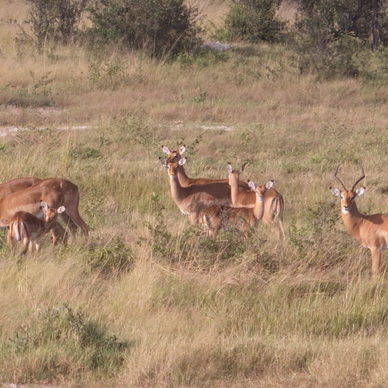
[162,145,249,189]
[330,167,388,279]
[227,163,285,239]
[159,156,233,225]
[7,202,66,254]
[0,178,88,239]
[201,180,272,234]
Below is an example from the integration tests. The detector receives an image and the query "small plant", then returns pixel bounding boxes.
[70,145,102,160]
[86,237,135,276]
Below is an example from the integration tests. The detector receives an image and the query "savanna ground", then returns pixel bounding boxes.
[0,0,387,387]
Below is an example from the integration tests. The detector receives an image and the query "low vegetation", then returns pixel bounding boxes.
[0,0,387,386]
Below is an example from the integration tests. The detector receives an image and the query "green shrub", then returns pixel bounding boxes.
[293,0,388,78]
[25,0,88,47]
[222,0,285,43]
[86,237,135,276]
[5,304,127,380]
[87,0,202,58]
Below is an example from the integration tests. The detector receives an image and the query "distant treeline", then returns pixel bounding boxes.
[21,0,388,77]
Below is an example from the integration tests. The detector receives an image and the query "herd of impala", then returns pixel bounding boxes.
[159,145,387,279]
[0,144,385,279]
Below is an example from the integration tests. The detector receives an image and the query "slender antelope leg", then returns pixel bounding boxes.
[27,240,33,254]
[370,247,381,280]
[59,213,78,236]
[276,220,286,241]
[50,222,68,245]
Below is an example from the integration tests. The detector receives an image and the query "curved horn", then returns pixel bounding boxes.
[334,165,347,191]
[351,167,365,192]
[241,162,248,172]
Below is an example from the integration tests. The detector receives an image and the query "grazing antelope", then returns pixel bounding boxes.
[0,178,88,238]
[7,202,66,254]
[159,156,233,225]
[201,180,272,234]
[227,163,285,239]
[162,145,249,189]
[330,167,388,279]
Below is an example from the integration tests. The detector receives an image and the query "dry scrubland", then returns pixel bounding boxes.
[0,0,388,387]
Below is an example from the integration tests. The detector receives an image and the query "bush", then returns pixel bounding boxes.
[87,0,202,58]
[293,0,388,78]
[5,304,127,380]
[86,237,135,276]
[222,0,285,43]
[26,0,88,47]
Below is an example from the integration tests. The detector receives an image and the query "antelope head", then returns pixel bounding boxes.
[161,145,187,164]
[248,180,274,202]
[40,201,66,225]
[227,162,247,186]
[330,166,366,214]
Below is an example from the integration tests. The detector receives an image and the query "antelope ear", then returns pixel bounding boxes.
[355,186,365,197]
[330,187,341,197]
[57,206,66,214]
[40,201,49,211]
[162,146,171,155]
[241,162,248,172]
[179,145,187,154]
[248,180,256,191]
[265,180,274,189]
[227,163,233,174]
[159,157,168,168]
[178,157,186,166]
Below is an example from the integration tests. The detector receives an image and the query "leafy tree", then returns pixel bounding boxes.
[27,0,88,47]
[87,0,202,58]
[223,0,285,43]
[293,0,388,77]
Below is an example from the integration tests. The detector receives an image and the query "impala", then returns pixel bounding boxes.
[162,145,249,189]
[159,156,233,225]
[0,178,88,237]
[227,163,285,239]
[0,177,41,200]
[7,202,66,254]
[201,180,272,234]
[330,166,388,279]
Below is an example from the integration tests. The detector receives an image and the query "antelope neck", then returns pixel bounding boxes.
[168,173,187,202]
[253,194,265,220]
[176,165,191,186]
[341,203,363,240]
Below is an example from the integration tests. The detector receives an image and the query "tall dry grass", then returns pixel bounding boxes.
[0,0,387,386]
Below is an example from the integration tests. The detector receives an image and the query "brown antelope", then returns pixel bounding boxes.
[7,202,66,254]
[0,177,41,200]
[201,180,272,234]
[0,178,88,238]
[330,166,388,279]
[227,163,285,239]
[159,156,234,225]
[162,145,249,189]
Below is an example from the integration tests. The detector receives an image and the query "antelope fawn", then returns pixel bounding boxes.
[7,202,66,254]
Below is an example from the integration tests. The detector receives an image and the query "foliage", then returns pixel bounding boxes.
[87,0,202,58]
[5,304,127,379]
[26,0,88,47]
[293,0,388,77]
[222,0,285,43]
[86,237,135,275]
